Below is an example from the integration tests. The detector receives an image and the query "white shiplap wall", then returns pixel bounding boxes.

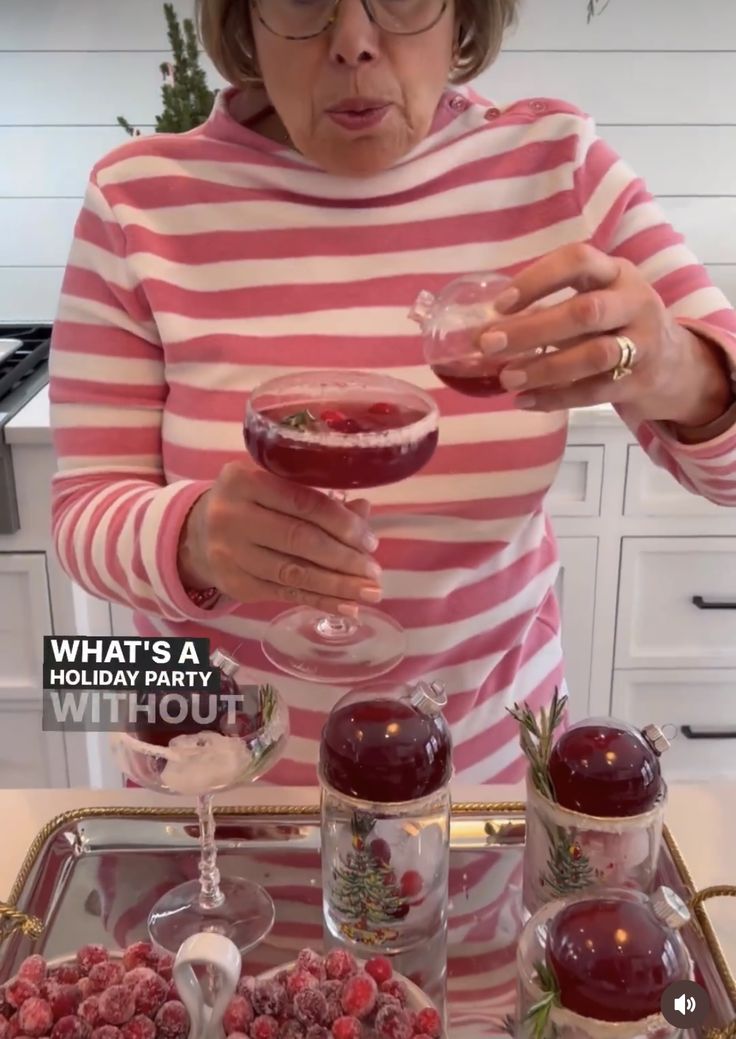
[2,0,735,322]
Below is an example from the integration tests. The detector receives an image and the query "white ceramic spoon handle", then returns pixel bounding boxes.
[173,932,241,1039]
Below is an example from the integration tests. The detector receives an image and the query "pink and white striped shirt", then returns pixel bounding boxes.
[49,84,736,787]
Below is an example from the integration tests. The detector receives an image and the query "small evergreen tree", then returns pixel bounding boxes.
[118,3,217,136]
[587,0,612,20]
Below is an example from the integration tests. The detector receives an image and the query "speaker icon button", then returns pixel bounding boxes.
[661,980,710,1027]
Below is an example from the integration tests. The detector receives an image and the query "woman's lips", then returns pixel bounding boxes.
[326,104,391,130]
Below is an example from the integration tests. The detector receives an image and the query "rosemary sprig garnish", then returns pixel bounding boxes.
[280,408,316,430]
[258,683,277,726]
[507,687,567,800]
[525,961,561,1039]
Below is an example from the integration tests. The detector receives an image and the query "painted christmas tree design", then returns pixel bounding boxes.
[331,812,408,943]
[541,829,594,897]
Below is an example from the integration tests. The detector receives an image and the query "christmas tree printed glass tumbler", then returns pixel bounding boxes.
[510,691,670,915]
[319,678,452,1008]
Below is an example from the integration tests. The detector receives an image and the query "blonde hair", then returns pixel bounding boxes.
[196,0,520,86]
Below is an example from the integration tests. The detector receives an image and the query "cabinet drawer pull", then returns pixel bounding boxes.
[691,595,736,611]
[681,725,736,740]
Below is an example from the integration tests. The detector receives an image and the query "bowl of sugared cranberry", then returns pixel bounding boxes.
[253,948,445,1038]
[0,944,444,1039]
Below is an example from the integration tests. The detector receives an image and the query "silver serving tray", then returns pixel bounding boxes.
[0,803,733,1038]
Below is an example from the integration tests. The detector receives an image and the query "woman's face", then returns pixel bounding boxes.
[250,0,456,176]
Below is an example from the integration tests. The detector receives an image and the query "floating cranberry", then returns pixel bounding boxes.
[223,996,254,1034]
[369,840,391,866]
[76,949,108,977]
[18,959,47,988]
[546,897,689,1021]
[413,1007,442,1037]
[250,1018,278,1039]
[153,1003,188,1039]
[320,410,347,427]
[6,980,39,1010]
[548,721,663,817]
[399,871,422,900]
[97,988,134,1028]
[331,419,361,434]
[88,965,125,996]
[18,998,53,1038]
[323,952,356,982]
[367,402,397,416]
[339,975,376,1020]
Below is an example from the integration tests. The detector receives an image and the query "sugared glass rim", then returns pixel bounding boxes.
[245,369,439,448]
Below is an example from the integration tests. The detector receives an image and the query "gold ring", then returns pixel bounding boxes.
[612,335,637,380]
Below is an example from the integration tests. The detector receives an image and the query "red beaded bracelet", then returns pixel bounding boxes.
[185,585,220,608]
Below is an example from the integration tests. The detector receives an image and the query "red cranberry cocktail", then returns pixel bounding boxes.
[244,371,440,684]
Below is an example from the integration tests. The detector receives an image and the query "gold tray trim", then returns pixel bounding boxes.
[4,801,733,1013]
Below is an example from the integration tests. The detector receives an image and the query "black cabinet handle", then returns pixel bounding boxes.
[691,595,736,611]
[681,726,736,740]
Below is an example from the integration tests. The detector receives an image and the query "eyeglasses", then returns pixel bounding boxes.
[252,0,449,40]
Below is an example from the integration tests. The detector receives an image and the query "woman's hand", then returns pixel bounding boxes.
[178,461,382,616]
[482,243,733,429]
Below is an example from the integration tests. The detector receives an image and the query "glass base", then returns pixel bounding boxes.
[261,606,406,683]
[147,876,275,955]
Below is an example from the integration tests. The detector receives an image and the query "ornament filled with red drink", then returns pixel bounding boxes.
[319,677,452,1012]
[517,885,693,1039]
[408,271,521,397]
[509,690,671,914]
[244,370,439,683]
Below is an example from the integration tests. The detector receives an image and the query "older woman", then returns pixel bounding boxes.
[50,0,736,786]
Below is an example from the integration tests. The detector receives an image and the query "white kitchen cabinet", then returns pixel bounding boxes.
[0,552,70,786]
[616,537,736,669]
[555,537,598,721]
[0,552,52,697]
[0,700,68,786]
[612,670,736,780]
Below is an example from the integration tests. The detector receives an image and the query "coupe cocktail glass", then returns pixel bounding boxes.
[244,370,439,683]
[111,649,289,955]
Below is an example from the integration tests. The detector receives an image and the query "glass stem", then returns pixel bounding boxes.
[317,489,359,638]
[197,793,225,910]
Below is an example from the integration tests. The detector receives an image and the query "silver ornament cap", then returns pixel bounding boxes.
[210,648,239,677]
[642,723,670,756]
[651,886,690,930]
[409,680,447,716]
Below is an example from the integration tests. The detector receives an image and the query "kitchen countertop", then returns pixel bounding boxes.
[1,782,734,982]
[4,384,621,446]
